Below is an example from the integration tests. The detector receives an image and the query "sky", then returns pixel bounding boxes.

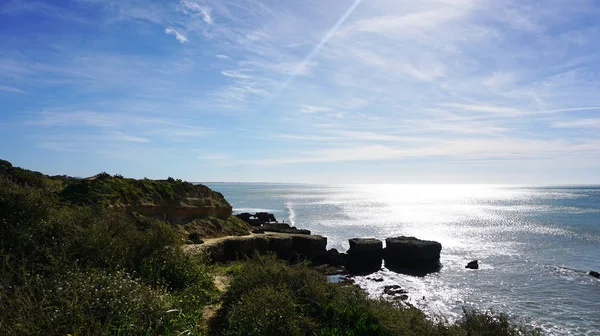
[1,0,600,184]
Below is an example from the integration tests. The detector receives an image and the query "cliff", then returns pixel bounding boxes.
[1,159,233,222]
[60,173,233,221]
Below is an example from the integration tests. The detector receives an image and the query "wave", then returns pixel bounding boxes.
[285,202,296,226]
[232,208,283,213]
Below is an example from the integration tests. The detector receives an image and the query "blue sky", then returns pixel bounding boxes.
[1,0,600,184]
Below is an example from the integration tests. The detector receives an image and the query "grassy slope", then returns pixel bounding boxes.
[59,173,229,208]
[1,159,249,240]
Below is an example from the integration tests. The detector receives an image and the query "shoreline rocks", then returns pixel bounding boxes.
[590,270,600,279]
[195,212,444,277]
[237,212,311,235]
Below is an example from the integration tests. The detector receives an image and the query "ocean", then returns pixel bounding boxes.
[204,183,600,335]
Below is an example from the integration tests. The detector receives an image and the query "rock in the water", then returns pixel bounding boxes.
[383,285,407,296]
[348,238,383,254]
[384,236,442,269]
[235,212,277,226]
[256,212,277,223]
[346,238,383,274]
[466,260,479,269]
[323,248,345,266]
[590,270,600,279]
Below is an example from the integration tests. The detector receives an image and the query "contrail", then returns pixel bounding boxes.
[269,0,364,103]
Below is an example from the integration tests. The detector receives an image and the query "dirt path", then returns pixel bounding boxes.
[200,274,231,328]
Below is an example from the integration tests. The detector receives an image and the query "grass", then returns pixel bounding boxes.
[59,172,229,208]
[183,216,251,239]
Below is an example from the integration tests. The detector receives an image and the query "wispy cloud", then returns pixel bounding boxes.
[299,105,331,114]
[3,0,600,182]
[551,119,600,128]
[165,27,188,43]
[0,85,24,94]
[180,0,213,24]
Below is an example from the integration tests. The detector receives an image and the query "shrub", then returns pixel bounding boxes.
[456,309,542,336]
[215,255,542,336]
[224,286,305,336]
[0,268,173,336]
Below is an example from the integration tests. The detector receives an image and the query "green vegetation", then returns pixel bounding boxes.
[0,175,217,335]
[59,172,229,208]
[0,159,542,335]
[184,216,251,239]
[211,255,541,336]
[0,159,230,209]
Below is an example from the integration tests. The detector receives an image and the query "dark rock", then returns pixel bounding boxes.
[346,238,384,275]
[236,212,276,226]
[221,236,269,261]
[291,234,327,256]
[255,212,276,223]
[348,238,383,255]
[320,248,345,266]
[383,285,407,296]
[399,294,409,301]
[384,236,442,270]
[590,270,600,279]
[466,260,479,269]
[268,235,294,259]
[262,223,291,230]
[258,224,311,235]
[371,277,384,282]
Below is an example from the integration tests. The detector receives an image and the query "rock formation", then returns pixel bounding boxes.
[346,238,383,274]
[466,260,479,269]
[384,236,442,272]
[189,227,444,277]
[236,212,276,226]
[198,233,328,263]
[237,212,311,234]
[590,270,600,279]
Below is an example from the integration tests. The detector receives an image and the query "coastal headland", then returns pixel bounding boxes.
[0,159,544,335]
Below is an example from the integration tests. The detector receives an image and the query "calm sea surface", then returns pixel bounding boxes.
[204,183,600,335]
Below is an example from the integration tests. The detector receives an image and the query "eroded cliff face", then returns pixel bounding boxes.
[130,185,233,222]
[59,174,233,222]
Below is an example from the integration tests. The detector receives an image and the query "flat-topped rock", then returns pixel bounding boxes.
[189,233,327,262]
[346,238,383,274]
[384,236,442,269]
[348,238,383,255]
[291,234,327,256]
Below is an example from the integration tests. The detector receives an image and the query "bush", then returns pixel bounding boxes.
[0,267,173,336]
[214,255,542,336]
[224,286,305,336]
[456,309,542,336]
[0,176,219,335]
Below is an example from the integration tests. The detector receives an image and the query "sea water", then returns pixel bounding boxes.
[204,183,600,335]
